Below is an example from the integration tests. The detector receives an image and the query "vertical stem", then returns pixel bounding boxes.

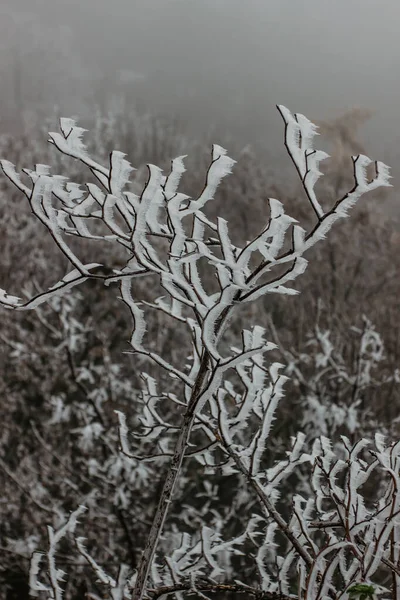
[391,528,400,600]
[132,298,237,599]
[132,355,210,600]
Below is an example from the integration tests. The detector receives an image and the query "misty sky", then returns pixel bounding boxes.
[2,0,400,164]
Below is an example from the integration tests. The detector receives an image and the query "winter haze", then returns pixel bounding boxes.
[1,0,399,168]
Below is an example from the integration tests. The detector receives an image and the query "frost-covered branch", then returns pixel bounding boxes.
[0,105,393,600]
[29,505,87,599]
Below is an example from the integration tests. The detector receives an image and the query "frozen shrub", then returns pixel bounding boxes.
[0,105,397,600]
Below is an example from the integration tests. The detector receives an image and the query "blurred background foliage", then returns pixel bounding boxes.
[0,98,399,599]
[1,1,400,597]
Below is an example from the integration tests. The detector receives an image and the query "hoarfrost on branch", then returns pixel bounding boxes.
[0,106,395,600]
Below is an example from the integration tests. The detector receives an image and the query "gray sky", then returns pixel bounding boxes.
[2,0,400,162]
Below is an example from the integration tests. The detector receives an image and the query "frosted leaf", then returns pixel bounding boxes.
[76,538,116,586]
[109,150,135,196]
[293,225,306,252]
[0,160,31,195]
[202,284,241,360]
[29,553,51,594]
[0,264,101,310]
[0,288,22,307]
[120,278,147,351]
[49,119,89,159]
[375,433,386,453]
[87,183,106,206]
[115,410,135,459]
[132,164,164,238]
[164,155,187,199]
[277,105,328,218]
[183,145,236,214]
[103,194,130,239]
[242,256,308,302]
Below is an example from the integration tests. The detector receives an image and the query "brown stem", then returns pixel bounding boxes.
[213,430,313,568]
[150,581,292,599]
[131,354,211,600]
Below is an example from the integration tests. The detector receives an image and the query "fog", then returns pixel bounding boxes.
[2,0,400,169]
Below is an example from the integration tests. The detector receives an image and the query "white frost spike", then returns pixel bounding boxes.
[76,537,116,587]
[277,106,319,173]
[375,432,386,453]
[306,541,351,600]
[120,278,146,351]
[217,217,236,270]
[353,154,374,190]
[352,155,392,194]
[202,284,241,361]
[164,155,187,199]
[374,160,392,188]
[0,289,22,307]
[242,256,308,302]
[237,199,294,273]
[109,151,135,195]
[292,225,306,253]
[0,160,30,195]
[133,163,164,238]
[87,183,106,206]
[23,163,51,184]
[184,145,236,214]
[303,148,330,216]
[59,117,77,137]
[103,194,130,239]
[36,163,51,174]
[269,197,284,219]
[115,410,134,458]
[295,112,320,150]
[277,105,329,218]
[29,553,50,594]
[0,264,101,310]
[30,505,87,600]
[201,527,224,577]
[49,119,89,159]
